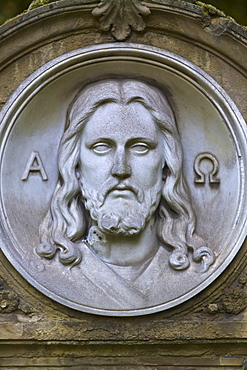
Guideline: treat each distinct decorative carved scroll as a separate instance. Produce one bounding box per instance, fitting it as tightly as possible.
[92,0,151,41]
[194,153,220,184]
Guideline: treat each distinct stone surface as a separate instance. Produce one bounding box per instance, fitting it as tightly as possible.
[0,0,246,367]
[3,47,244,316]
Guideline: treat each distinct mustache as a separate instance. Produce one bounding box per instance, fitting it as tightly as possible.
[97,177,144,206]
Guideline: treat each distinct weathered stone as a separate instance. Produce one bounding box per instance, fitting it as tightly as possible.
[0,0,246,367]
[92,0,151,40]
[0,277,34,315]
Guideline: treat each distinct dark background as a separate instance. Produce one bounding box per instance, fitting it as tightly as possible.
[0,0,247,26]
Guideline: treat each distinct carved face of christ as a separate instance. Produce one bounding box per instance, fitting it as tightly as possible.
[79,102,165,236]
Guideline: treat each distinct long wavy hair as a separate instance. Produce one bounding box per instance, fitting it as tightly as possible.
[37,80,215,271]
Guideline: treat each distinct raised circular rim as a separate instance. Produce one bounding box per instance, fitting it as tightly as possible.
[0,43,246,316]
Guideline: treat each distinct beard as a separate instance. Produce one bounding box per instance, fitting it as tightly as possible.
[81,177,162,237]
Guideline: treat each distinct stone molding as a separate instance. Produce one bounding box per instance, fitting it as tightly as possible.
[0,0,246,366]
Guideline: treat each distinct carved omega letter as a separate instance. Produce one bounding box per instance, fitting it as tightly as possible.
[194,153,220,184]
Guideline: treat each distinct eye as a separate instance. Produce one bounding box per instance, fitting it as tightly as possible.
[91,142,112,154]
[130,143,150,155]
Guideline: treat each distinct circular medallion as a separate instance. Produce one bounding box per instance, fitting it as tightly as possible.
[0,43,246,316]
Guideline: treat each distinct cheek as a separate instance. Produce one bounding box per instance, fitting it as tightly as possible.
[79,155,112,188]
[132,157,164,188]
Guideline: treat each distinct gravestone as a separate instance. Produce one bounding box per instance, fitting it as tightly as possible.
[0,0,246,368]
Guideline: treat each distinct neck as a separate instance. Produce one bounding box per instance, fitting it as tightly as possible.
[87,218,159,266]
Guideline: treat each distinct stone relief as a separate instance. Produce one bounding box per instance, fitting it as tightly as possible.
[22,151,48,181]
[92,0,151,40]
[0,44,246,316]
[37,80,215,286]
[194,153,220,184]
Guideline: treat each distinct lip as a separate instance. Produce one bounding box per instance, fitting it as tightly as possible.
[109,188,135,200]
[113,185,133,192]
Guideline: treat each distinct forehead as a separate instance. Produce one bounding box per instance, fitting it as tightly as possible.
[82,102,161,140]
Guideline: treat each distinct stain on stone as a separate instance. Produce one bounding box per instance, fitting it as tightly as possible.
[205,268,247,315]
[0,278,19,313]
[0,277,34,315]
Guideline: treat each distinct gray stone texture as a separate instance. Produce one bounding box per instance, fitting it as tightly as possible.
[0,0,246,367]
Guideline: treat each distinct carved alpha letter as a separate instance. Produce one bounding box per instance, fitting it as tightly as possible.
[22,151,48,181]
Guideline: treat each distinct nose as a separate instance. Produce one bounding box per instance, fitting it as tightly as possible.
[111,149,131,179]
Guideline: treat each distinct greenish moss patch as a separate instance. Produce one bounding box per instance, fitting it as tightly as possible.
[196,1,229,18]
[28,0,54,11]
